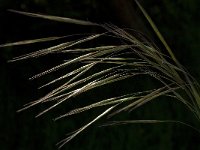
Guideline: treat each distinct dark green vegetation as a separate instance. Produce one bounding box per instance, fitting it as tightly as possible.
[1,0,200,150]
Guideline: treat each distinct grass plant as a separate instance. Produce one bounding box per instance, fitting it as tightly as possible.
[2,0,200,148]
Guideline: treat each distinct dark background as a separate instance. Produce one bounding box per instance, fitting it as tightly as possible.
[0,0,200,149]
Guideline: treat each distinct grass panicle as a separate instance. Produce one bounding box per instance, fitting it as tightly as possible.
[2,0,200,148]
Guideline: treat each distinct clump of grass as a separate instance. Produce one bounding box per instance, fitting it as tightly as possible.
[3,0,200,148]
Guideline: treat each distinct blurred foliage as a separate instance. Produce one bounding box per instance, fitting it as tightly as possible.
[0,0,200,150]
